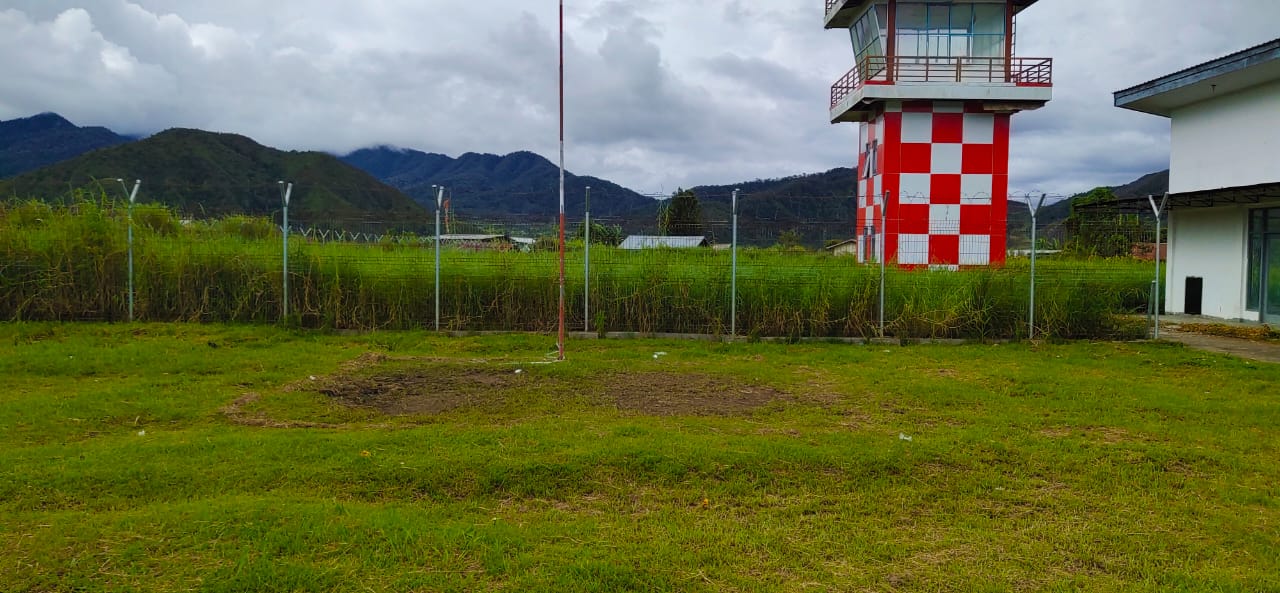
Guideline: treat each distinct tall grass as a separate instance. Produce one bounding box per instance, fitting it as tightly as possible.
[0,199,1155,339]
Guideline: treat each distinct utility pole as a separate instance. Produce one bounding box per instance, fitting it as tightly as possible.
[556,0,567,360]
[584,186,591,332]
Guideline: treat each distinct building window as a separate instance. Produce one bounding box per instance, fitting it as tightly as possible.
[868,141,879,179]
[1247,207,1280,312]
[896,2,1007,59]
[848,4,888,71]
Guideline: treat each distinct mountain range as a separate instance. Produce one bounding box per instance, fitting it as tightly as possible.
[0,113,130,178]
[340,146,656,219]
[0,125,422,221]
[0,112,1169,241]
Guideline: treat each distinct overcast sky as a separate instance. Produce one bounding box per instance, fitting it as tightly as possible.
[1,0,1277,196]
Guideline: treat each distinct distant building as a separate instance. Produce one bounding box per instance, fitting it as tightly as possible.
[825,239,860,257]
[618,236,709,250]
[1114,38,1280,322]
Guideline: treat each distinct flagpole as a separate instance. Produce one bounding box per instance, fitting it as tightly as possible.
[557,0,567,361]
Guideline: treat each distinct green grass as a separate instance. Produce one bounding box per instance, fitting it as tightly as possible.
[1,199,1155,339]
[2,323,1278,592]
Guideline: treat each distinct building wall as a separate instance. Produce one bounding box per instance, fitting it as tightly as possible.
[1166,204,1253,321]
[1170,78,1280,194]
[856,100,1010,266]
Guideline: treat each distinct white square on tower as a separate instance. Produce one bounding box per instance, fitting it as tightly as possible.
[960,235,992,266]
[899,173,931,204]
[930,205,961,235]
[901,112,933,143]
[932,143,963,174]
[898,234,929,265]
[962,113,994,144]
[961,174,993,204]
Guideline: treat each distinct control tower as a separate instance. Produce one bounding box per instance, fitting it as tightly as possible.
[825,0,1052,265]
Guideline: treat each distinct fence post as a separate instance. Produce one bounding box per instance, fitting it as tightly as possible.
[879,193,887,338]
[1148,193,1169,338]
[116,179,141,322]
[584,186,591,332]
[278,181,293,322]
[1027,193,1046,339]
[731,188,739,339]
[434,185,443,332]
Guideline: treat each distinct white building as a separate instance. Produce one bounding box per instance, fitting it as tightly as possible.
[1114,39,1280,323]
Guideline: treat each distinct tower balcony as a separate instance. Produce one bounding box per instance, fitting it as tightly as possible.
[829,55,1053,122]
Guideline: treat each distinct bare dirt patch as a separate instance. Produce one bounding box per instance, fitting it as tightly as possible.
[603,371,792,416]
[315,365,527,415]
[263,354,798,419]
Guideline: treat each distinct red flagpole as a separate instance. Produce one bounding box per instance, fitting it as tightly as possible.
[557,0,567,360]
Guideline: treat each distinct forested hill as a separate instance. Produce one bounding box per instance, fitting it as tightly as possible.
[0,129,423,221]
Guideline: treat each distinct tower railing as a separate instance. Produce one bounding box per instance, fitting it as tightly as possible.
[830,55,1054,108]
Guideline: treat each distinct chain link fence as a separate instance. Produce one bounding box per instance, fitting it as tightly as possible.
[0,191,1167,340]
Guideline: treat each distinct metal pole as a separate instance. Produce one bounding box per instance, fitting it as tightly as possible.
[1149,193,1169,339]
[557,0,566,360]
[278,181,293,322]
[879,193,887,338]
[731,189,739,338]
[1027,193,1046,339]
[584,186,591,332]
[117,179,140,322]
[434,185,443,332]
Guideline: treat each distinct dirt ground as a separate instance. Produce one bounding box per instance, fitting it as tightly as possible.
[310,357,793,417]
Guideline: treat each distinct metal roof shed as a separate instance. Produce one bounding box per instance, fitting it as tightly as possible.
[618,236,710,250]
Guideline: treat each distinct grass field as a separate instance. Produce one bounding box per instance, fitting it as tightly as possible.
[2,323,1277,592]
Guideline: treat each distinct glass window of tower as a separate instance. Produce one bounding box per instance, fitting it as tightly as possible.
[896,2,1007,59]
[848,4,889,66]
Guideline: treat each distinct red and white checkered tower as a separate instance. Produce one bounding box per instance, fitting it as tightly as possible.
[825,1,1052,266]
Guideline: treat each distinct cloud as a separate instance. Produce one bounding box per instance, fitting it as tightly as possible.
[0,0,1277,195]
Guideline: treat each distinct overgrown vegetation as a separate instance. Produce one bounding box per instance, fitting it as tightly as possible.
[1062,187,1158,258]
[1,197,1155,338]
[1,325,1278,592]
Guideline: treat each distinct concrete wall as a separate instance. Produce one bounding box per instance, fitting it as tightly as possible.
[1170,78,1280,194]
[1166,204,1254,321]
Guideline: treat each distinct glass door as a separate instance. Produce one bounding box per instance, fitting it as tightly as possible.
[1266,235,1280,324]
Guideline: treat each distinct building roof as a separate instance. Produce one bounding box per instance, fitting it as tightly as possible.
[825,1,1040,29]
[824,239,859,251]
[1074,182,1280,212]
[437,234,510,242]
[1115,38,1280,117]
[618,235,708,250]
